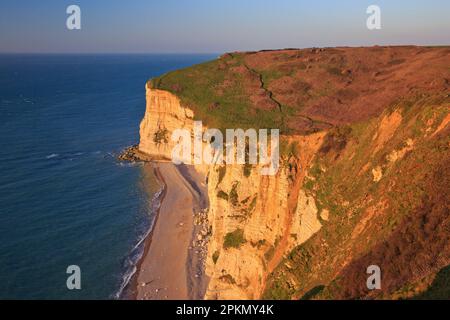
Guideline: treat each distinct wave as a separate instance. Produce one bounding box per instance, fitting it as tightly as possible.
[116,161,143,168]
[113,185,165,299]
[45,153,59,159]
[45,151,89,161]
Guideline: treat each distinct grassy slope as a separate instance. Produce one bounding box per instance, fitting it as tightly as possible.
[149,53,285,132]
[263,97,450,299]
[148,46,450,299]
[150,46,449,134]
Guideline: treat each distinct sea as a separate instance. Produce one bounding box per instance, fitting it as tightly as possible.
[0,53,216,299]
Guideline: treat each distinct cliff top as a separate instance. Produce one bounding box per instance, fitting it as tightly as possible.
[149,46,449,133]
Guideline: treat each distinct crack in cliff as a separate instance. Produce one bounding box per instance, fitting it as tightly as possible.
[241,59,334,133]
[242,62,286,131]
[245,64,284,113]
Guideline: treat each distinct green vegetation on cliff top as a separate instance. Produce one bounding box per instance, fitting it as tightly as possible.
[149,52,285,132]
[149,46,449,136]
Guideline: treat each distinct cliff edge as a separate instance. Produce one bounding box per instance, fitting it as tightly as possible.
[135,46,450,300]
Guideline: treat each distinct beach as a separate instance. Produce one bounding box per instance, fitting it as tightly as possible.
[134,162,209,300]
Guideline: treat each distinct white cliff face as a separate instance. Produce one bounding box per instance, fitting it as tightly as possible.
[203,135,325,300]
[138,87,326,300]
[290,190,322,247]
[138,85,195,160]
[204,164,291,299]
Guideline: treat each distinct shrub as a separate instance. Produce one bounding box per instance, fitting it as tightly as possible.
[280,139,300,158]
[219,274,236,284]
[153,127,169,145]
[229,182,239,206]
[303,178,315,191]
[255,239,266,248]
[212,250,220,264]
[319,126,352,154]
[217,166,226,185]
[300,285,326,300]
[223,229,246,249]
[263,279,291,300]
[243,163,252,177]
[217,190,228,201]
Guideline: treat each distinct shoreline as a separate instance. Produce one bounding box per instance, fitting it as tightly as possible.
[125,160,209,300]
[122,163,167,300]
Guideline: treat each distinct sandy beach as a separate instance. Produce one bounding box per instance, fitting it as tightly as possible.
[134,162,208,300]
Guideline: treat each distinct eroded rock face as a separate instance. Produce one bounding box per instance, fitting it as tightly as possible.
[137,87,326,299]
[204,164,291,299]
[290,190,322,246]
[138,85,195,160]
[203,138,326,299]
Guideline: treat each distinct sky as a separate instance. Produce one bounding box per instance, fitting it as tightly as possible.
[0,0,449,53]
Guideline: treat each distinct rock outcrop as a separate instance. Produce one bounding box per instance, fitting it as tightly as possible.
[138,86,195,160]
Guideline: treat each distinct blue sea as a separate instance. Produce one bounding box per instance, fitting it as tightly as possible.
[0,54,215,299]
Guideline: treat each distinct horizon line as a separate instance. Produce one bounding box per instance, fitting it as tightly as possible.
[1,44,449,55]
[0,52,222,55]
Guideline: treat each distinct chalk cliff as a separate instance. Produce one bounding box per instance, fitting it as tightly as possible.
[138,86,195,160]
[135,47,450,300]
[136,85,328,299]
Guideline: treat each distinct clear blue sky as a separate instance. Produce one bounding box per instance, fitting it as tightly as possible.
[0,0,449,53]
